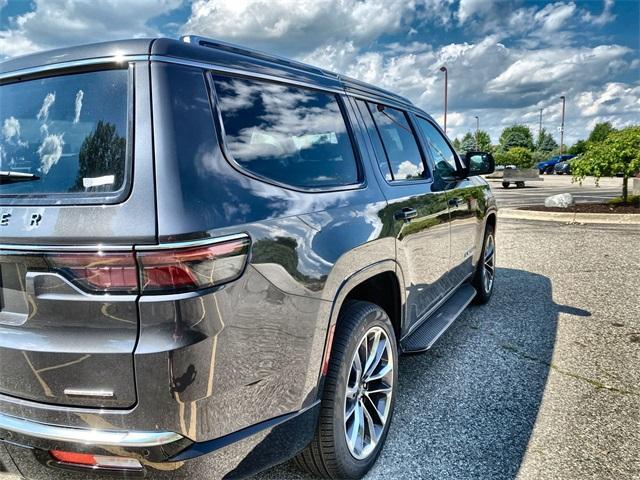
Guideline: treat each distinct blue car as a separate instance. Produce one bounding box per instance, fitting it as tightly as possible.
[538,154,575,174]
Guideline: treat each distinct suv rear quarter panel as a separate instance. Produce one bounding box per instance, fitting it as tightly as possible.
[145,61,397,440]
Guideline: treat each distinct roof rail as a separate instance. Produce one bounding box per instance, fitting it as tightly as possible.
[180,35,333,78]
[179,35,413,107]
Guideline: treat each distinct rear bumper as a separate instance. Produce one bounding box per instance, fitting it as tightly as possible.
[0,411,183,448]
[0,402,319,479]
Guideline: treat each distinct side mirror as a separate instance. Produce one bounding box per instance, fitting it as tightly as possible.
[464,151,495,176]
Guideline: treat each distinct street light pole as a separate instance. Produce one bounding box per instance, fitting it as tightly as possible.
[559,96,566,154]
[538,108,543,140]
[474,115,479,149]
[440,66,448,133]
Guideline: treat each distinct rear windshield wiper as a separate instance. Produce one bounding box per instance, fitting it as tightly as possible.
[0,170,40,184]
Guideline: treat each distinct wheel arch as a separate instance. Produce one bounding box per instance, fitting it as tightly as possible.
[315,260,405,388]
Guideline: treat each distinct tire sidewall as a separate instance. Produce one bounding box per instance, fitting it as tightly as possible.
[328,306,398,478]
[473,224,495,303]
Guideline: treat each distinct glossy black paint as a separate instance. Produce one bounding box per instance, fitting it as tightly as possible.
[0,37,497,479]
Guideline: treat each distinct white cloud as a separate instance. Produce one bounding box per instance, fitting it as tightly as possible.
[457,0,495,24]
[486,45,632,94]
[583,0,616,26]
[2,116,21,142]
[73,90,84,124]
[36,92,56,122]
[533,2,577,32]
[37,133,65,174]
[182,0,434,55]
[0,0,181,58]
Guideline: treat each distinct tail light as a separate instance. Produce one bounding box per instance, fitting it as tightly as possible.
[138,237,251,294]
[47,252,138,293]
[44,235,250,295]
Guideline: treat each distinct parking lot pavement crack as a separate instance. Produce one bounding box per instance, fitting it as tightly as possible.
[497,342,640,396]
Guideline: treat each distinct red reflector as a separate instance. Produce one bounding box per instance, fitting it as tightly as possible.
[321,323,337,376]
[49,450,143,470]
[50,450,96,466]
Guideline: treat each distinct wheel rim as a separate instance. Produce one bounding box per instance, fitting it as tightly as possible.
[483,233,495,294]
[343,326,394,460]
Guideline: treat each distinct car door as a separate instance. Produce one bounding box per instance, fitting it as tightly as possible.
[352,99,452,333]
[414,116,481,287]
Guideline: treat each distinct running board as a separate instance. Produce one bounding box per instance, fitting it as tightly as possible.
[400,283,477,353]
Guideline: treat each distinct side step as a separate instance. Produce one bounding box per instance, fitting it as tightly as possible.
[400,283,477,353]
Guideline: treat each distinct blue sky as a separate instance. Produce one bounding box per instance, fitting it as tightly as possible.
[1,0,638,145]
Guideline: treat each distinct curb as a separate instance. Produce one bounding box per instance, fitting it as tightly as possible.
[499,208,640,225]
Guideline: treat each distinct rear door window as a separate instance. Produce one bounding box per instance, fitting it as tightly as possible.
[0,69,130,204]
[211,74,360,189]
[364,102,427,182]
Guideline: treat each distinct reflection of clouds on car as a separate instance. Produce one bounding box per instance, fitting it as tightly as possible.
[213,75,357,188]
[396,160,421,178]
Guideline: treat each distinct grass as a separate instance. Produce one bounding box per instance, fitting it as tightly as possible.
[608,195,640,207]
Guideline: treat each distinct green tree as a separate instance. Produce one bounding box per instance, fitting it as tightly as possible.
[452,137,462,151]
[587,122,616,143]
[499,124,534,151]
[568,139,588,155]
[505,146,534,169]
[536,127,558,152]
[461,132,475,152]
[572,126,640,204]
[460,130,492,153]
[72,121,125,192]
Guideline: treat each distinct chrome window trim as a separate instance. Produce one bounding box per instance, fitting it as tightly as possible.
[0,411,183,447]
[0,243,133,252]
[0,233,250,253]
[0,55,149,81]
[135,232,251,251]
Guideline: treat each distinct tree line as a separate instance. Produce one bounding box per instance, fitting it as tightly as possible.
[452,121,639,204]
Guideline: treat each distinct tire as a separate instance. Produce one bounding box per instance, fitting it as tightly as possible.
[515,181,525,188]
[295,301,398,479]
[501,181,510,189]
[472,224,496,304]
[545,166,554,175]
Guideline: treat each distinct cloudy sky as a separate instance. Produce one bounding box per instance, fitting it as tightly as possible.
[1,0,638,145]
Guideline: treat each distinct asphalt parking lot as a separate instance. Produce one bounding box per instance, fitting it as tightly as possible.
[489,175,623,208]
[259,219,640,480]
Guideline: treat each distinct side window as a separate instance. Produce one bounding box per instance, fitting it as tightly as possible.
[211,74,359,189]
[415,117,458,178]
[355,99,393,181]
[366,102,427,181]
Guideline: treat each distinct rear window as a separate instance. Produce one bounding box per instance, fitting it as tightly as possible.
[0,69,129,204]
[212,74,360,189]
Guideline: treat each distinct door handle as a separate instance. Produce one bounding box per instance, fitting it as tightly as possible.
[394,207,418,221]
[448,198,460,208]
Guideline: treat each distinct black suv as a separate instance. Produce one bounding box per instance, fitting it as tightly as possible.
[0,36,497,480]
